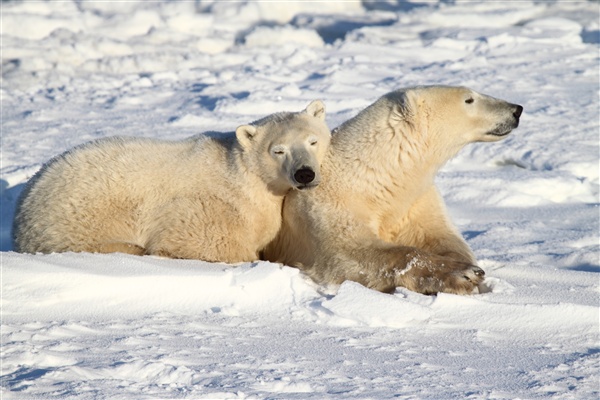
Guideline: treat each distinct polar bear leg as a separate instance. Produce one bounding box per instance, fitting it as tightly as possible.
[96,242,146,256]
[342,245,484,295]
[401,187,476,264]
[143,197,259,262]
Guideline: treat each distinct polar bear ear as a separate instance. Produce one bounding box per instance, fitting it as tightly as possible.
[235,125,258,149]
[304,100,326,120]
[388,91,413,124]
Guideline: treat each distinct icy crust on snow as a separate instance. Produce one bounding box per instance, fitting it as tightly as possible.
[1,0,599,398]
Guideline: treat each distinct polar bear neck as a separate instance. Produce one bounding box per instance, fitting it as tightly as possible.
[328,98,464,213]
[229,143,291,199]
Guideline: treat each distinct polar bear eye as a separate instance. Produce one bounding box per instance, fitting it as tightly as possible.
[271,145,286,156]
[465,98,474,104]
[308,136,318,146]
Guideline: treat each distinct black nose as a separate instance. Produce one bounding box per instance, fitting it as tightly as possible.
[513,105,523,119]
[294,167,315,185]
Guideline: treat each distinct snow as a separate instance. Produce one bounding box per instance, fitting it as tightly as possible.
[1,0,598,398]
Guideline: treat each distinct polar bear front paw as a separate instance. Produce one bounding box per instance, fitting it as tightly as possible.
[442,264,485,295]
[393,251,485,295]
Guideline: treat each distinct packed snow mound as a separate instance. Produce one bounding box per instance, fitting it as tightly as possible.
[2,253,320,321]
[243,26,325,48]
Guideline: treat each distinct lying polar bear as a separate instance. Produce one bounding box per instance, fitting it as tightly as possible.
[264,86,523,295]
[14,101,331,263]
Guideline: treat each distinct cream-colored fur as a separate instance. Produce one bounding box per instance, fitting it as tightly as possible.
[264,86,522,295]
[13,101,331,263]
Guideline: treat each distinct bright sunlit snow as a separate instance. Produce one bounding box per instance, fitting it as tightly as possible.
[1,1,599,399]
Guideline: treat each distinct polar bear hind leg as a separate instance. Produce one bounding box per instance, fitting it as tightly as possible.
[96,242,146,256]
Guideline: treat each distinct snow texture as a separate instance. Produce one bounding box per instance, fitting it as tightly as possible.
[1,1,599,399]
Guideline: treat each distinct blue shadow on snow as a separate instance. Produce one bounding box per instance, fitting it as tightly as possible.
[0,180,25,252]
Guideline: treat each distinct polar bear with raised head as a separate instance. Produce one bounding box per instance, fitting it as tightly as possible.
[14,100,331,263]
[264,86,523,295]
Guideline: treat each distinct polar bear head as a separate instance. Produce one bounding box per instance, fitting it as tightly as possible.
[401,86,523,145]
[235,100,331,194]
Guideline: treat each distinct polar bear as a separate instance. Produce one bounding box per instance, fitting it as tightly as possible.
[13,100,331,263]
[264,86,523,295]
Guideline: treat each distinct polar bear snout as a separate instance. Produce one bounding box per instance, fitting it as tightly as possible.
[483,102,523,139]
[293,165,321,190]
[294,167,316,186]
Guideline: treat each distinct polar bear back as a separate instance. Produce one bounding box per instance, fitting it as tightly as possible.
[13,135,238,255]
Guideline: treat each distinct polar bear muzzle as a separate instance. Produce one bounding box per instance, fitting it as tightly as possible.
[293,166,317,187]
[486,103,523,137]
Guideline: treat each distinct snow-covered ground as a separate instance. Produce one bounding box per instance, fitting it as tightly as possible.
[1,1,599,398]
